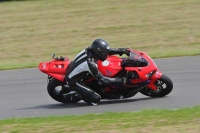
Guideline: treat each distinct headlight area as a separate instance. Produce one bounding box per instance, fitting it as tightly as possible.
[146,70,157,79]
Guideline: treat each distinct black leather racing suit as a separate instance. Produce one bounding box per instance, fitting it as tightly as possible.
[65,48,127,103]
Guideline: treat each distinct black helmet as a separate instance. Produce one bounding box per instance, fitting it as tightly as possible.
[90,39,110,61]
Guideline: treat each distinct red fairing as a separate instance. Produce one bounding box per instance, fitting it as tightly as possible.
[125,50,162,90]
[97,50,162,91]
[147,70,162,90]
[97,56,123,77]
[39,59,71,81]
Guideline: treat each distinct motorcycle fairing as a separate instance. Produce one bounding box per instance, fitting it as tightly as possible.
[97,55,123,77]
[39,59,71,81]
[39,50,162,91]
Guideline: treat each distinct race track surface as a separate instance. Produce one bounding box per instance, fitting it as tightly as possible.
[0,56,200,119]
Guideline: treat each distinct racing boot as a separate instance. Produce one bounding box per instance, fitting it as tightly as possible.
[73,83,101,105]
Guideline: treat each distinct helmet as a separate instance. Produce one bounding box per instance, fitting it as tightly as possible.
[90,39,110,61]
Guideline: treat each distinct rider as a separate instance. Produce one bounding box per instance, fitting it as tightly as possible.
[65,38,132,105]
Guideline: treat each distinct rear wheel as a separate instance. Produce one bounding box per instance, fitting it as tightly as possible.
[140,74,173,97]
[47,78,81,103]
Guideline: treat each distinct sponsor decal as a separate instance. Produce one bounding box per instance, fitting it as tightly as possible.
[106,69,112,76]
[42,63,46,69]
[156,71,161,77]
[102,60,109,66]
[156,72,158,77]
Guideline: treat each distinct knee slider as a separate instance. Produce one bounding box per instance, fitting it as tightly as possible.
[74,83,101,103]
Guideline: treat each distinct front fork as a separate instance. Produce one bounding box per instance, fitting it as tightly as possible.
[147,70,162,91]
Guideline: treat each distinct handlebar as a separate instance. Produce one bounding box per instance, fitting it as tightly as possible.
[52,54,65,61]
[55,56,65,61]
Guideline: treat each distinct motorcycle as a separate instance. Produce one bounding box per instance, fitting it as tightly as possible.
[39,49,173,104]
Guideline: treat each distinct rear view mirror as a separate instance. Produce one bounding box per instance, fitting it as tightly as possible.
[52,54,55,59]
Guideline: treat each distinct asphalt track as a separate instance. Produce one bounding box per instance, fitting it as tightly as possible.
[0,56,200,120]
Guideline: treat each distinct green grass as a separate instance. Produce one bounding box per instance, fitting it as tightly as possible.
[0,106,200,133]
[0,0,200,70]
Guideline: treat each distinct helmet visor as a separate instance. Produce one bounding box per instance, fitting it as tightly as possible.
[100,50,109,57]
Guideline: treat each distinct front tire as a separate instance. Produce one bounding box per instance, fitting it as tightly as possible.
[47,78,81,103]
[140,74,173,97]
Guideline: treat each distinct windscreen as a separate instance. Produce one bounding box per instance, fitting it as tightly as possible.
[129,51,142,60]
[125,51,149,67]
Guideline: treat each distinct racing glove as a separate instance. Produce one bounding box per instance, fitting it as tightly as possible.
[118,48,130,56]
[109,48,130,56]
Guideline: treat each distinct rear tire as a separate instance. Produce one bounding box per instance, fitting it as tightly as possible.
[47,78,81,103]
[140,74,173,97]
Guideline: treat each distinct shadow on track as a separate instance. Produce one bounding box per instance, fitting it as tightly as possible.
[16,97,161,110]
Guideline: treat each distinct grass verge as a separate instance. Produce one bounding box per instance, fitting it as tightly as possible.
[0,0,200,70]
[0,106,200,133]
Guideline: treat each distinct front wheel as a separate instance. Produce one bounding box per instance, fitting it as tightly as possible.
[47,78,81,104]
[140,74,173,97]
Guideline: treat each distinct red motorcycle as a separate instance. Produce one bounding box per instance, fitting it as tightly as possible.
[39,49,173,104]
